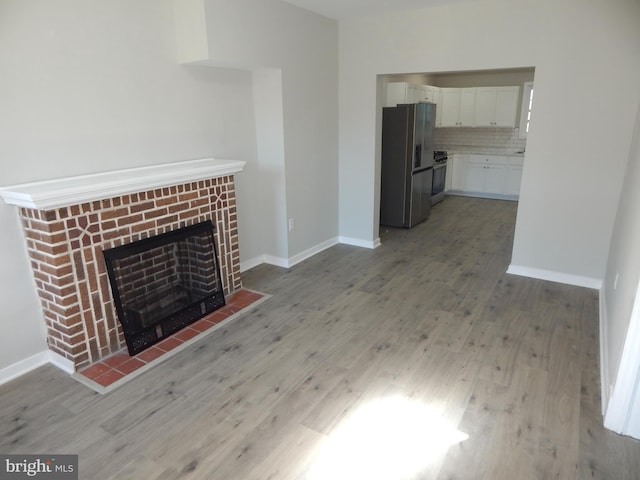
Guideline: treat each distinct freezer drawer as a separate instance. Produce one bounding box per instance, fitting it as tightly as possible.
[409,167,433,227]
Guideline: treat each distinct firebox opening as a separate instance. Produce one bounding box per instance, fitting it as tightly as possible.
[103,220,225,356]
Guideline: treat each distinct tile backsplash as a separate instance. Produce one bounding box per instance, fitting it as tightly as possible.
[434,127,526,155]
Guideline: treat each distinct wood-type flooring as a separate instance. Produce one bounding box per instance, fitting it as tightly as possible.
[1,196,639,479]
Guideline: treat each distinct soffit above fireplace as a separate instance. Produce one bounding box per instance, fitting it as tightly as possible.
[0,158,245,210]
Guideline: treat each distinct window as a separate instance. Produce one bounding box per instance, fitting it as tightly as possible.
[519,82,534,139]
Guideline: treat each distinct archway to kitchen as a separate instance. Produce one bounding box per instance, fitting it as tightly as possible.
[374,67,535,244]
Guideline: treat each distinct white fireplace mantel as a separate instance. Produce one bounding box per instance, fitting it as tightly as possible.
[0,158,245,210]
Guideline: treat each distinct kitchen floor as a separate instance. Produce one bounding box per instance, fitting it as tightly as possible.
[1,196,639,479]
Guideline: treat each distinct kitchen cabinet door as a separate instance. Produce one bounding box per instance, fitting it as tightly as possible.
[459,88,475,126]
[504,166,523,196]
[463,163,486,192]
[473,86,519,127]
[463,164,505,193]
[438,88,475,127]
[493,87,520,127]
[407,84,429,103]
[450,154,466,191]
[434,89,443,126]
[450,154,521,199]
[385,82,408,107]
[474,88,497,127]
[385,82,439,107]
[461,155,507,194]
[485,165,506,193]
[439,89,461,127]
[504,156,524,196]
[425,86,439,103]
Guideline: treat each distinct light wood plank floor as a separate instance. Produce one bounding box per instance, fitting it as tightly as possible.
[2,196,639,479]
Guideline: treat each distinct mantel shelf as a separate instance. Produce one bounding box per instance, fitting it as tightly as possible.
[0,158,246,210]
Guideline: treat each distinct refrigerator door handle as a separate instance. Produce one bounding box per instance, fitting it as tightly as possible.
[414,144,422,169]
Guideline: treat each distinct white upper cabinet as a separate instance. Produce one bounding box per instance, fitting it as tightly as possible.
[438,88,475,127]
[494,87,520,127]
[407,84,429,103]
[460,88,475,126]
[473,86,520,127]
[384,82,440,107]
[439,89,460,126]
[385,82,410,107]
[385,83,519,128]
[424,86,439,103]
[473,88,497,126]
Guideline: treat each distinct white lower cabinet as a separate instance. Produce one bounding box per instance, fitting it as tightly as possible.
[463,157,505,194]
[504,160,524,196]
[449,154,466,191]
[450,154,524,199]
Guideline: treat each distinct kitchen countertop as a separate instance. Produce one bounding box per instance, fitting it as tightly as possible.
[442,150,525,157]
[435,144,525,157]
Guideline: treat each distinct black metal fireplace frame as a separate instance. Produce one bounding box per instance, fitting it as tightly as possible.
[103,220,225,355]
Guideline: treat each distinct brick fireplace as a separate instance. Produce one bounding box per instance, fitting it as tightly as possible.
[0,159,245,371]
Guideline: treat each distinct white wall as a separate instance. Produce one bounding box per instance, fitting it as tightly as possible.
[251,68,289,263]
[0,0,258,373]
[338,0,640,285]
[602,104,640,434]
[200,0,340,265]
[0,0,340,375]
[0,207,48,373]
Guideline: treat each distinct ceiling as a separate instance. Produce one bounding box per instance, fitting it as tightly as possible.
[281,0,469,20]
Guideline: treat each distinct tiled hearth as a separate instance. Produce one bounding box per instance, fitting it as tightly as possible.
[77,289,267,393]
[0,158,247,373]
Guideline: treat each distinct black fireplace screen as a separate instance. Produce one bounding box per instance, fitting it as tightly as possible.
[103,221,225,355]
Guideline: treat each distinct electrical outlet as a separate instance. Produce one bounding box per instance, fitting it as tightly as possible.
[288,218,295,231]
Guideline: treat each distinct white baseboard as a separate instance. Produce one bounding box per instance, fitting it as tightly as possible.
[240,255,266,272]
[262,254,290,268]
[447,190,519,202]
[339,236,381,249]
[0,350,75,386]
[240,254,288,271]
[241,236,377,272]
[48,350,76,374]
[288,237,339,268]
[506,264,603,290]
[600,292,610,416]
[0,351,49,386]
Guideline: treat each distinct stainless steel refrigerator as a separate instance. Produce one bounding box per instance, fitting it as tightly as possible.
[380,103,435,228]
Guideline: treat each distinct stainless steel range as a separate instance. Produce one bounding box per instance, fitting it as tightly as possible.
[431,150,448,205]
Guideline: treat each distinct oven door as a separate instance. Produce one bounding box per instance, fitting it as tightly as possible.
[431,163,446,205]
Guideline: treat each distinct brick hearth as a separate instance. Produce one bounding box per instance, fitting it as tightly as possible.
[77,288,266,392]
[0,159,245,371]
